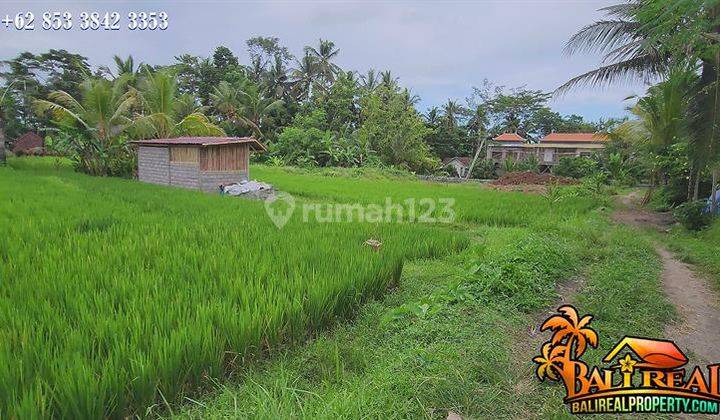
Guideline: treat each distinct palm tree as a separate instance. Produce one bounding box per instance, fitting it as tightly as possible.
[360,69,380,92]
[266,55,290,100]
[401,88,420,108]
[424,107,441,126]
[210,80,283,139]
[560,2,720,209]
[615,68,696,198]
[100,55,144,82]
[304,39,340,87]
[442,100,463,130]
[290,52,317,102]
[556,1,669,94]
[132,70,224,139]
[33,76,135,143]
[380,70,398,92]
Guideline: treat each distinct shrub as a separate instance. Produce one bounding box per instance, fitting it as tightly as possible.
[674,201,713,231]
[552,156,600,179]
[471,158,497,179]
[515,155,539,172]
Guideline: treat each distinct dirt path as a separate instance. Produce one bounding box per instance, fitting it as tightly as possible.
[613,193,720,365]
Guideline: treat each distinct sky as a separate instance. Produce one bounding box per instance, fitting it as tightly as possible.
[1,0,649,122]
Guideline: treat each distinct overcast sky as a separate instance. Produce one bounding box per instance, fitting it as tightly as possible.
[2,1,648,121]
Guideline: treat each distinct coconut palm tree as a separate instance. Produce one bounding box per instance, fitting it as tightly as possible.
[266,55,291,100]
[380,70,399,92]
[132,70,224,139]
[304,39,340,87]
[442,100,463,131]
[100,55,145,83]
[401,88,420,108]
[290,52,317,102]
[424,107,441,126]
[210,80,283,139]
[560,1,720,209]
[360,69,380,92]
[556,1,669,94]
[33,76,135,143]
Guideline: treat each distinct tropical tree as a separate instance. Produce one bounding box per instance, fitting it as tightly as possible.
[561,1,720,211]
[132,70,224,139]
[360,68,380,92]
[33,77,134,143]
[358,86,437,172]
[557,1,669,94]
[32,76,136,175]
[211,80,283,139]
[290,52,318,102]
[304,39,340,88]
[380,70,399,92]
[442,100,464,130]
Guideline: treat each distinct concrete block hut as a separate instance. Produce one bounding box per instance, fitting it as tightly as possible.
[132,137,266,192]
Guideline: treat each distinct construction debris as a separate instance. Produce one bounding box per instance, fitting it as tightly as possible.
[221,180,274,200]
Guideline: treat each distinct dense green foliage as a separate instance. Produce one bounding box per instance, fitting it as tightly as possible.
[564,0,720,216]
[0,157,605,417]
[674,200,713,231]
[2,40,611,177]
[171,180,672,419]
[0,158,470,418]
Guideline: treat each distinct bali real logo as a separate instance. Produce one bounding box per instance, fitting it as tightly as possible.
[533,305,720,415]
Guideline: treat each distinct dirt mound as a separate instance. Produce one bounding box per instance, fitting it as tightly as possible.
[491,171,579,186]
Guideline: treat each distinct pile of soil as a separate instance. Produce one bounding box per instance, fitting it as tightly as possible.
[491,171,579,186]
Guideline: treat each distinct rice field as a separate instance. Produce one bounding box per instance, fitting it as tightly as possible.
[0,158,599,418]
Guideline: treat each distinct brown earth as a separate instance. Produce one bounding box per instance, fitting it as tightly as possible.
[507,190,720,418]
[613,192,720,366]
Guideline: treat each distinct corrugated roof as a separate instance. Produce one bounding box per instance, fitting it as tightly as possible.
[541,133,608,143]
[493,133,526,142]
[131,137,267,151]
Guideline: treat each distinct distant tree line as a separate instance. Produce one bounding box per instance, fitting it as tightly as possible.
[0,38,612,175]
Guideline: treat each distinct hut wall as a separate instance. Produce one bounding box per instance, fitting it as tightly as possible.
[199,170,248,192]
[168,145,200,189]
[138,146,170,185]
[169,162,199,189]
[198,144,250,192]
[200,144,248,172]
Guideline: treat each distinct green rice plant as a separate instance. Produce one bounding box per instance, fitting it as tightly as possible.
[0,158,467,417]
[0,158,603,417]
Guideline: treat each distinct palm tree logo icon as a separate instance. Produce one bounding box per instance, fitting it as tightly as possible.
[533,305,599,385]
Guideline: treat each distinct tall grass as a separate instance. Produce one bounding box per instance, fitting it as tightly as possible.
[0,158,467,418]
[251,166,600,227]
[0,158,602,417]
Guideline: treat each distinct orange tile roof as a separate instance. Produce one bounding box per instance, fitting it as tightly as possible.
[541,133,608,143]
[493,133,526,142]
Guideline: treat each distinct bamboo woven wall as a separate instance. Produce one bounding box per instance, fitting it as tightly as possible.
[200,144,248,172]
[170,146,199,163]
